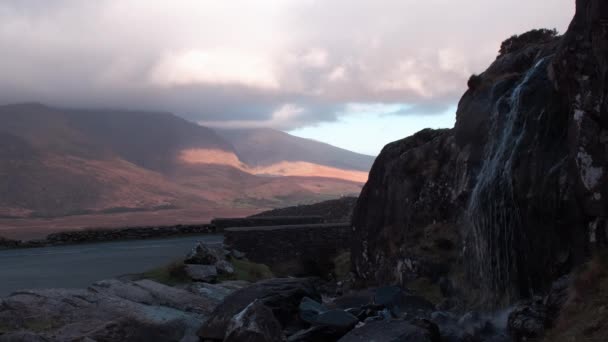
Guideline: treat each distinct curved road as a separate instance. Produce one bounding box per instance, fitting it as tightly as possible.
[0,235,222,296]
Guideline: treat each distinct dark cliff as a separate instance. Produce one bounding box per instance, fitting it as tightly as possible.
[351,0,608,305]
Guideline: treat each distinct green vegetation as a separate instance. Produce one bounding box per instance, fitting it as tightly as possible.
[139,257,273,285]
[333,251,351,281]
[499,28,558,56]
[406,277,443,305]
[544,252,608,342]
[220,258,274,282]
[23,318,56,332]
[139,260,191,286]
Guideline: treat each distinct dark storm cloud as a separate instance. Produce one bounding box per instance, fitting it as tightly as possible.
[0,0,574,129]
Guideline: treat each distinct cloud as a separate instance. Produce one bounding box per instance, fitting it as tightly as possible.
[0,0,574,130]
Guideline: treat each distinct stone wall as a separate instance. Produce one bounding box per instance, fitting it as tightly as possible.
[224,223,351,277]
[211,216,324,231]
[0,224,214,249]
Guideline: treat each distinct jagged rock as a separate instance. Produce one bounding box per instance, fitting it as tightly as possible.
[351,0,608,303]
[225,300,285,342]
[544,274,573,327]
[337,319,440,342]
[185,264,218,282]
[216,260,235,275]
[90,279,217,315]
[198,278,321,340]
[0,285,206,341]
[186,280,250,302]
[184,242,226,265]
[0,332,50,342]
[230,249,246,259]
[507,298,547,341]
[299,296,327,322]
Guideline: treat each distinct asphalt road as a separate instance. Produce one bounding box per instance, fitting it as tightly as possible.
[0,235,222,296]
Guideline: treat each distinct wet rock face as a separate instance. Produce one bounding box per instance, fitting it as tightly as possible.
[351,129,466,286]
[352,0,608,304]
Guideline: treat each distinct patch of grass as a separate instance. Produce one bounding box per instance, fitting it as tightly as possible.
[544,252,608,342]
[406,277,443,305]
[220,258,274,282]
[0,322,13,333]
[23,318,56,332]
[139,259,191,286]
[333,251,351,281]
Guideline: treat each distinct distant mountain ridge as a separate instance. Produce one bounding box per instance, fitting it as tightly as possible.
[0,103,370,220]
[217,128,374,172]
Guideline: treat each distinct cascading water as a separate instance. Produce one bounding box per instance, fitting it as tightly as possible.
[466,56,552,304]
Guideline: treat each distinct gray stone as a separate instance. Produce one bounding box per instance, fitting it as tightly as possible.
[198,278,320,340]
[507,298,547,341]
[216,260,235,275]
[338,319,439,342]
[0,285,206,341]
[185,264,218,282]
[0,332,50,342]
[185,242,225,265]
[230,249,246,259]
[314,310,359,330]
[90,279,216,315]
[299,296,326,323]
[225,300,285,342]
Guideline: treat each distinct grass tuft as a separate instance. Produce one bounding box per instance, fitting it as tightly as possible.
[140,260,191,286]
[220,258,274,282]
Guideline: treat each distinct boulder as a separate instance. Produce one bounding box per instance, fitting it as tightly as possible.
[287,325,354,342]
[298,297,358,335]
[0,332,50,342]
[216,260,235,275]
[198,278,321,340]
[186,281,250,303]
[507,298,547,341]
[90,279,217,315]
[338,319,440,342]
[184,242,226,265]
[0,286,204,341]
[185,264,218,282]
[225,300,285,342]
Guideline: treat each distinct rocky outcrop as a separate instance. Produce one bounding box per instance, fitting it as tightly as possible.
[0,280,220,341]
[198,278,321,340]
[351,0,608,305]
[224,300,285,342]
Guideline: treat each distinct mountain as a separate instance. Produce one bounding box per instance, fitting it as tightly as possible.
[351,0,607,310]
[0,103,368,229]
[217,128,374,171]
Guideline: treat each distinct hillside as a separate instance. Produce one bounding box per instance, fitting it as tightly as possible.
[217,128,375,172]
[0,103,367,226]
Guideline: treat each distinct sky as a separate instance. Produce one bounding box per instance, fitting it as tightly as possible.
[0,0,574,155]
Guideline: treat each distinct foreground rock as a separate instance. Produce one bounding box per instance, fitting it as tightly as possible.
[224,300,285,342]
[0,280,219,341]
[338,320,439,342]
[198,278,321,340]
[185,264,218,282]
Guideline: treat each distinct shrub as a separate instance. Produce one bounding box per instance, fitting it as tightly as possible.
[498,28,558,57]
[220,258,274,282]
[140,260,190,286]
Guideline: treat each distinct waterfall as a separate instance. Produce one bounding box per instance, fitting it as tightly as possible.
[466,57,552,303]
